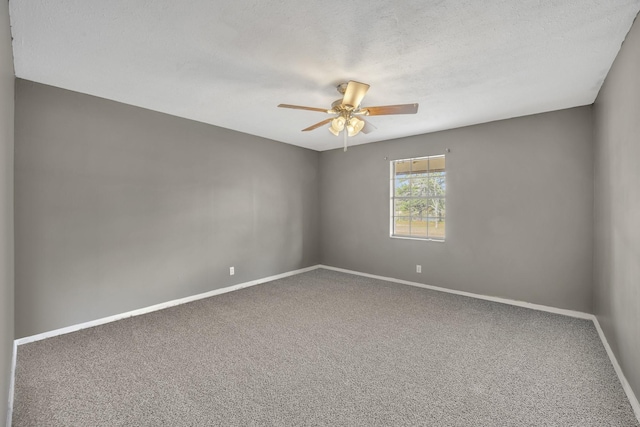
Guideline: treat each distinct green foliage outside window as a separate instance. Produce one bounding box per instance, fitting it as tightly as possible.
[392,156,445,240]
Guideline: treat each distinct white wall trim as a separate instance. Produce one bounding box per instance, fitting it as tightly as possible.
[6,341,16,427]
[592,316,640,421]
[319,265,640,422]
[14,265,320,346]
[319,265,593,319]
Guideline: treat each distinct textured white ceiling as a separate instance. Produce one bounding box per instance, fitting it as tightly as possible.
[9,1,640,151]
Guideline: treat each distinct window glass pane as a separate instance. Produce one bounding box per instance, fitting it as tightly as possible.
[394,217,411,236]
[426,175,446,196]
[408,198,429,218]
[411,159,429,176]
[394,178,410,196]
[394,161,411,177]
[429,156,445,172]
[410,216,427,237]
[429,198,445,218]
[410,177,428,196]
[427,218,445,240]
[394,200,411,216]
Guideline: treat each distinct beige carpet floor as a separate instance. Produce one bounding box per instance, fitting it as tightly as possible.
[12,268,639,426]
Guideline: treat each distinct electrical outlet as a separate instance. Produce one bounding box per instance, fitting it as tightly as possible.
[416,265,422,273]
[229,266,235,276]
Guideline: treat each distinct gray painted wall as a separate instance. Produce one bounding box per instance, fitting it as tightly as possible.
[14,80,320,338]
[0,0,14,424]
[320,107,594,312]
[594,16,640,401]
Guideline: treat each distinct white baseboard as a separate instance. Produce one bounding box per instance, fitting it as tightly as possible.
[15,265,321,346]
[5,341,16,427]
[592,316,640,421]
[319,264,639,423]
[318,265,593,319]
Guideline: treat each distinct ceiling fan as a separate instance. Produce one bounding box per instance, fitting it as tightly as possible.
[278,81,418,151]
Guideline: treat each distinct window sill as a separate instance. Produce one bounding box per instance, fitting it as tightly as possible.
[390,235,445,243]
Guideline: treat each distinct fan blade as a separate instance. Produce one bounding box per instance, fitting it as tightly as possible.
[302,118,333,132]
[278,104,330,113]
[342,81,370,108]
[361,118,377,134]
[364,103,419,116]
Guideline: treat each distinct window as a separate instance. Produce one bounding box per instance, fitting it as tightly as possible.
[390,155,446,240]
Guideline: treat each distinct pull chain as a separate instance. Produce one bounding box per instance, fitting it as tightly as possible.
[343,127,348,152]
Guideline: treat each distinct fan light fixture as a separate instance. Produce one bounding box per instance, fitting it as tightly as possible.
[346,116,364,137]
[329,116,346,136]
[329,115,364,138]
[278,80,419,151]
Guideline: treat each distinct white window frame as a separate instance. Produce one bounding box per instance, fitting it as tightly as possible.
[390,154,446,242]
